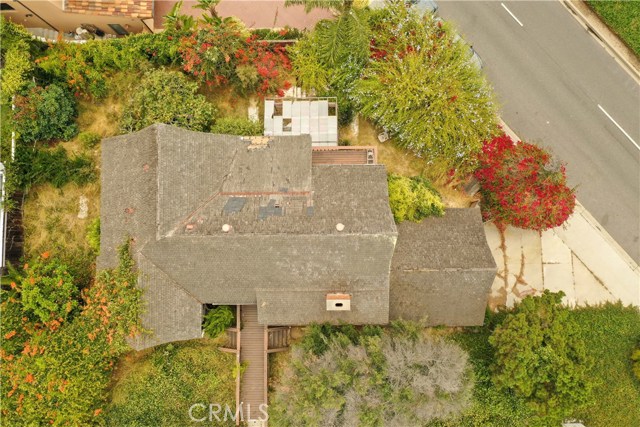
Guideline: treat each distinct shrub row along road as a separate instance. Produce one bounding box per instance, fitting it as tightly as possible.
[438,0,640,262]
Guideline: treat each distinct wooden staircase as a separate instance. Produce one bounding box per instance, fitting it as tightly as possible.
[240,305,267,425]
[222,305,291,426]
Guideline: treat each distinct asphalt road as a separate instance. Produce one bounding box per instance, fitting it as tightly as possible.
[437,1,640,262]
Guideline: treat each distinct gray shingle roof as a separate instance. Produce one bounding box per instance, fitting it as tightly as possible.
[98,124,397,349]
[389,208,497,326]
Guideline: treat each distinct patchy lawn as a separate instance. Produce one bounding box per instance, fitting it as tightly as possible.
[106,339,237,427]
[341,118,476,208]
[586,0,640,57]
[572,303,640,426]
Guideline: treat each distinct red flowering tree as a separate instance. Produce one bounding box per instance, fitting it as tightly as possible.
[179,21,291,97]
[475,134,575,231]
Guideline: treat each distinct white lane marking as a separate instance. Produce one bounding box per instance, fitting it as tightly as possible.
[501,3,524,27]
[597,104,640,151]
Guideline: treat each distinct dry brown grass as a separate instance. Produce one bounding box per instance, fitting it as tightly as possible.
[341,118,475,208]
[203,87,252,118]
[23,181,100,259]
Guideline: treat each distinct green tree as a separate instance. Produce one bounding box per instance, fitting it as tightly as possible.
[353,4,497,170]
[11,83,79,144]
[120,69,216,133]
[287,0,371,126]
[489,291,593,423]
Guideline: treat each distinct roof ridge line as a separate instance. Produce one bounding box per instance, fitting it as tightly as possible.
[137,251,203,304]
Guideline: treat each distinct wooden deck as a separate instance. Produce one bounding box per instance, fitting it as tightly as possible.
[222,305,290,426]
[312,146,377,165]
[239,305,267,423]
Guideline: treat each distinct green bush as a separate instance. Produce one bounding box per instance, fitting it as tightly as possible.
[633,344,640,382]
[0,16,36,102]
[353,4,498,170]
[78,130,101,148]
[19,252,80,325]
[211,117,263,135]
[105,340,236,427]
[120,69,216,133]
[9,145,95,190]
[203,305,235,339]
[11,83,78,144]
[86,217,100,254]
[387,174,444,223]
[489,291,593,424]
[271,322,474,426]
[0,242,142,425]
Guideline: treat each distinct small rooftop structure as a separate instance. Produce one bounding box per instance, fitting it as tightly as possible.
[264,97,338,146]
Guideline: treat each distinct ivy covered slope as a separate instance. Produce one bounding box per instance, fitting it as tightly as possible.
[0,243,142,425]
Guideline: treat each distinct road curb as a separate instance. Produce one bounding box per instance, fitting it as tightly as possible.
[571,200,639,274]
[561,0,640,84]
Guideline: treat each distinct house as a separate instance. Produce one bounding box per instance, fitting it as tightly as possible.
[1,0,331,41]
[98,124,496,350]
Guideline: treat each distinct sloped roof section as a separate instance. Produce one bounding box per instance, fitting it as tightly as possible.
[99,124,397,349]
[390,208,496,326]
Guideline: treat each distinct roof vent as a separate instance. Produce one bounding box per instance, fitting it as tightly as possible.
[336,223,345,232]
[222,224,232,233]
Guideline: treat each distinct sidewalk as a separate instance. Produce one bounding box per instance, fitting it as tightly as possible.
[487,124,639,309]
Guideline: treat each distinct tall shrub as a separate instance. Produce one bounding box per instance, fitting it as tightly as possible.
[489,291,593,423]
[179,20,292,97]
[475,134,575,231]
[11,83,78,143]
[352,5,498,169]
[270,323,473,426]
[120,69,216,133]
[0,17,34,102]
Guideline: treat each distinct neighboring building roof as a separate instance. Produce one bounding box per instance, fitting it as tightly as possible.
[65,0,153,19]
[99,124,397,349]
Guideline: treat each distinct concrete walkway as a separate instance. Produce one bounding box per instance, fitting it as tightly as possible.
[485,202,640,309]
[488,122,639,309]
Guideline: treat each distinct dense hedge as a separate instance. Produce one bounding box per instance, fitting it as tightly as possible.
[211,117,263,135]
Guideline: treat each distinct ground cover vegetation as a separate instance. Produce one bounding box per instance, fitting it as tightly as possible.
[586,0,640,57]
[105,339,236,427]
[270,322,474,426]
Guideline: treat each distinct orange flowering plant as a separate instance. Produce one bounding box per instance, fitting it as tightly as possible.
[0,242,142,425]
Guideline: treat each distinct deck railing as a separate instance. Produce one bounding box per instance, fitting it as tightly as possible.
[267,326,291,353]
